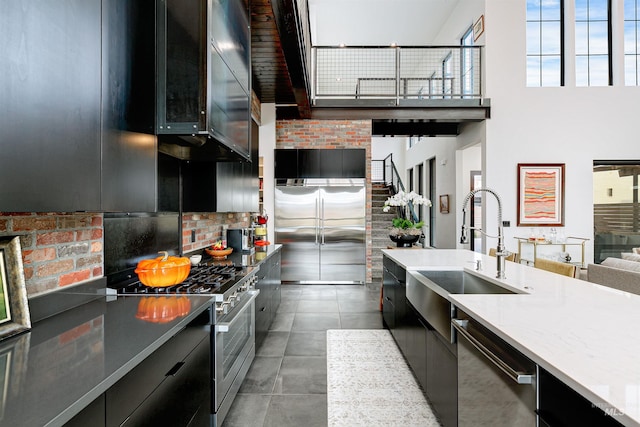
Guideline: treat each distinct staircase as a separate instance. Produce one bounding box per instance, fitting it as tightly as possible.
[371,184,395,283]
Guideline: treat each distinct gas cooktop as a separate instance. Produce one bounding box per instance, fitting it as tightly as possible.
[109,262,254,298]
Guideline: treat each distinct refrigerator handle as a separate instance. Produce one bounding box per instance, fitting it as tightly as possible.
[315,198,319,244]
[321,197,325,245]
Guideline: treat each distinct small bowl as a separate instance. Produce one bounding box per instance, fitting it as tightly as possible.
[205,247,233,258]
[190,254,202,265]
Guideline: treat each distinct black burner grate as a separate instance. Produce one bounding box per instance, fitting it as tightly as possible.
[115,263,243,294]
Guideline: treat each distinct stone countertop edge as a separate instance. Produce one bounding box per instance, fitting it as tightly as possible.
[382,248,640,427]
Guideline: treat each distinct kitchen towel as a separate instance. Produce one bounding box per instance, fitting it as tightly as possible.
[326,329,442,427]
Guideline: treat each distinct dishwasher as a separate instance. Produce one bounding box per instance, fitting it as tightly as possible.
[452,310,537,427]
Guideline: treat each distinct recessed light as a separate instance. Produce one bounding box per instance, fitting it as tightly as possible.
[390,42,397,47]
[339,43,346,48]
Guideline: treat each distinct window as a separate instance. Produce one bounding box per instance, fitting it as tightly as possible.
[526,0,564,86]
[461,26,475,97]
[593,161,640,263]
[575,0,611,86]
[625,0,640,85]
[442,52,453,98]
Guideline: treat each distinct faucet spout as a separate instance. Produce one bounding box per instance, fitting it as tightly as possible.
[460,188,507,279]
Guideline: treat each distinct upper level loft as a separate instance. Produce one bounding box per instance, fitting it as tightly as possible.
[250,0,490,136]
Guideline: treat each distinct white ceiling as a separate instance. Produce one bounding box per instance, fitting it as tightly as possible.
[308,0,460,46]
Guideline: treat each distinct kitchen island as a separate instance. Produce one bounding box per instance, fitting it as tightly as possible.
[383,248,640,427]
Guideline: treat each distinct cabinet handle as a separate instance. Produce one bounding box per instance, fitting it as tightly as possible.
[261,307,267,312]
[165,362,185,377]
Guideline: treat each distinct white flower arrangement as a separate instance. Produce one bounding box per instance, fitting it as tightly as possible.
[383,191,432,236]
[382,190,432,212]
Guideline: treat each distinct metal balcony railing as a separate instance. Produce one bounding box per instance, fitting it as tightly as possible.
[312,46,482,104]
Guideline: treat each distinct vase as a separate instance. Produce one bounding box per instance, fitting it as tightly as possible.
[389,234,420,247]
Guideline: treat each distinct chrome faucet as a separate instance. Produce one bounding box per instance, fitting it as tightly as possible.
[460,188,508,279]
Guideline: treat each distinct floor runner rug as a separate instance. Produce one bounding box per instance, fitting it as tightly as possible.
[326,329,442,427]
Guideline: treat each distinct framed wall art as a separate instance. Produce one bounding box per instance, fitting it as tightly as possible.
[473,15,485,41]
[439,195,450,214]
[517,163,565,226]
[0,237,31,341]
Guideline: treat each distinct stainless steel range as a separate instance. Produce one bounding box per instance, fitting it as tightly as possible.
[104,213,259,426]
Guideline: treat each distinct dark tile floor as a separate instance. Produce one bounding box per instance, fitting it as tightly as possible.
[222,283,383,427]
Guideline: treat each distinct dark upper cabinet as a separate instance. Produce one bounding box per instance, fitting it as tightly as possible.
[157,0,251,161]
[0,0,158,212]
[342,149,367,178]
[298,149,321,178]
[321,150,343,177]
[274,149,366,179]
[182,119,258,213]
[101,0,158,212]
[274,150,299,179]
[0,0,102,212]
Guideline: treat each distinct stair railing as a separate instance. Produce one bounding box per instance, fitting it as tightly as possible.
[381,154,419,224]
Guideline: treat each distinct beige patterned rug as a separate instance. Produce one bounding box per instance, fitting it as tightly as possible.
[326,329,442,426]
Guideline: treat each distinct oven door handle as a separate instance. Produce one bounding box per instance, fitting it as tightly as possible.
[215,289,259,333]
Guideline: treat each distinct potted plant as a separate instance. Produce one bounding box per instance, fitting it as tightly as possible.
[383,190,432,247]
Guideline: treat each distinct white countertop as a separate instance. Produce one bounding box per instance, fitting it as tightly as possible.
[382,248,640,427]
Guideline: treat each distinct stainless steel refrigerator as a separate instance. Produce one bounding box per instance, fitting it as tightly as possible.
[275,178,366,283]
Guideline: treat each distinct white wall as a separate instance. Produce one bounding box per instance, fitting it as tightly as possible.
[405,136,458,248]
[258,103,276,243]
[433,0,485,44]
[480,0,640,262]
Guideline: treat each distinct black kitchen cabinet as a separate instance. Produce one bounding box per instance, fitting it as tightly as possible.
[255,249,282,350]
[65,395,106,427]
[157,0,251,160]
[106,308,211,427]
[405,302,428,391]
[0,0,158,212]
[382,255,407,350]
[538,367,624,427]
[427,328,457,427]
[274,149,366,179]
[274,150,300,178]
[342,149,367,177]
[298,149,321,177]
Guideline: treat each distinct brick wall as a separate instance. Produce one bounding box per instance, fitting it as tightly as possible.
[182,212,251,253]
[276,119,373,283]
[0,212,103,296]
[0,211,251,297]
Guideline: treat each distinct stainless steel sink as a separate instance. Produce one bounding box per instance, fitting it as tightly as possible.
[417,270,516,295]
[407,270,515,344]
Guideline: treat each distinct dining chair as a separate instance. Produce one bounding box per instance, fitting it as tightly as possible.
[534,258,577,278]
[488,247,519,263]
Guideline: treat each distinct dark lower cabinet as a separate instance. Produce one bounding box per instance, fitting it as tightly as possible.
[538,367,624,427]
[427,329,458,427]
[255,249,282,350]
[405,303,428,391]
[66,394,106,427]
[383,255,457,427]
[105,308,211,427]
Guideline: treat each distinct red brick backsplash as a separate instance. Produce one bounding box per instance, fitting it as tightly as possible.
[181,212,251,254]
[1,210,253,296]
[0,212,104,296]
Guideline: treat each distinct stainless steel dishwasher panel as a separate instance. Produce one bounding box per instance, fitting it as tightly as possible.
[454,315,537,427]
[407,272,454,343]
